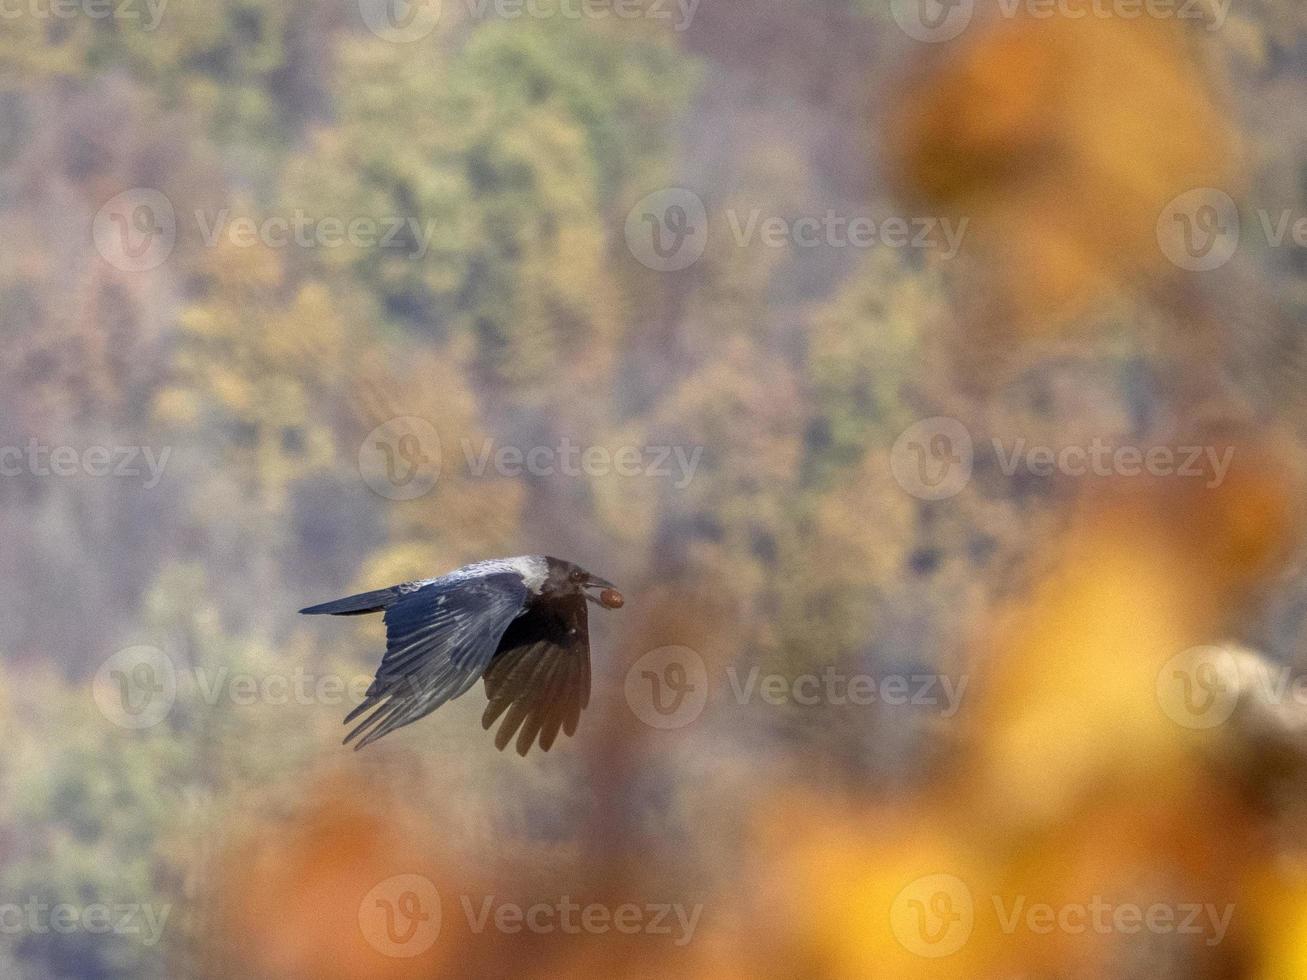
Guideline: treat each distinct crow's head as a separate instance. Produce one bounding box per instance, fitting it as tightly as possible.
[542,556,623,609]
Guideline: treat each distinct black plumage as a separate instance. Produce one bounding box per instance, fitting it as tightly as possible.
[300,555,620,755]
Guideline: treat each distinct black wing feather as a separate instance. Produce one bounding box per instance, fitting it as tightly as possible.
[344,573,529,750]
[299,586,400,616]
[481,593,591,756]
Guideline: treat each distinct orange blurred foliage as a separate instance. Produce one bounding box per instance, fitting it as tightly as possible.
[889,7,1239,330]
[207,772,461,980]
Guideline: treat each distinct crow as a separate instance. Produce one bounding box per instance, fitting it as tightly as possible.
[300,556,622,755]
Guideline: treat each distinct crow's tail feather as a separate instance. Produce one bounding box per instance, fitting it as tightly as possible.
[299,587,399,616]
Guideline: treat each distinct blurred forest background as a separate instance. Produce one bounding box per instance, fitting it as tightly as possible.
[2,0,1307,977]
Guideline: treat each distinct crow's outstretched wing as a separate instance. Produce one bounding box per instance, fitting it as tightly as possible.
[343,572,528,750]
[481,593,591,756]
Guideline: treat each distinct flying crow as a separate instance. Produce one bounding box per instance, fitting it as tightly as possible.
[300,556,622,755]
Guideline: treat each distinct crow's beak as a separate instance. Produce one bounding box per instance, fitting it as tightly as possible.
[583,576,623,609]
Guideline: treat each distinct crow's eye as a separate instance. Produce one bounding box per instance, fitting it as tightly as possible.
[569,569,585,583]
